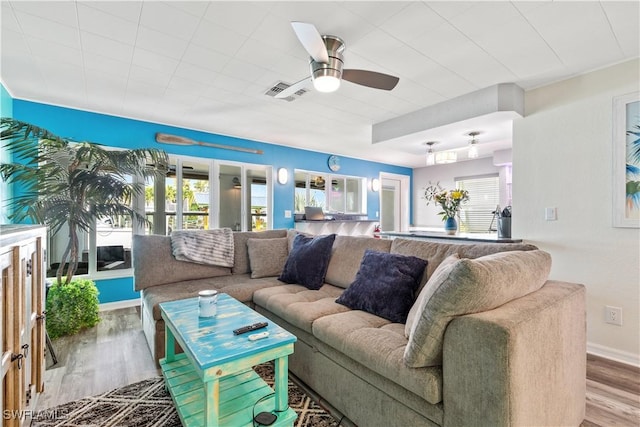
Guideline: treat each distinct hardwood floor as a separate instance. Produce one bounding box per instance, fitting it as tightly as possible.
[37,307,640,426]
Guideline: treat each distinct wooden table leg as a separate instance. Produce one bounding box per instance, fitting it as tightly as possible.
[274,356,289,412]
[204,378,220,427]
[165,326,175,363]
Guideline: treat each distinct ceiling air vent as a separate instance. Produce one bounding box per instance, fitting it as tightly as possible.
[265,81,307,102]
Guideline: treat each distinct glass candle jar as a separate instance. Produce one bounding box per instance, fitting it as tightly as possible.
[198,290,218,318]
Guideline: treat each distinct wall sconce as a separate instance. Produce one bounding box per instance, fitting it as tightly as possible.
[371,178,380,192]
[277,167,288,185]
[232,176,241,189]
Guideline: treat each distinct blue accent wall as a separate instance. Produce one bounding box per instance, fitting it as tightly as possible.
[1,84,14,222]
[96,277,138,304]
[10,99,413,302]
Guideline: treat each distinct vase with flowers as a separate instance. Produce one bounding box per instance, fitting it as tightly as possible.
[434,189,470,235]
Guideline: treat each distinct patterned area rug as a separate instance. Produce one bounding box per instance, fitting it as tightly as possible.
[32,364,342,427]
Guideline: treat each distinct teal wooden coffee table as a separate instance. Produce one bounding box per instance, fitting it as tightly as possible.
[159,294,298,427]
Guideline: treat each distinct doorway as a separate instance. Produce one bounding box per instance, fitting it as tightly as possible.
[379,173,410,232]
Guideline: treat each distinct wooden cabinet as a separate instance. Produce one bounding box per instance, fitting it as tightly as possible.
[1,225,46,427]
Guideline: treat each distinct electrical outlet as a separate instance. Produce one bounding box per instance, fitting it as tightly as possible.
[605,306,623,326]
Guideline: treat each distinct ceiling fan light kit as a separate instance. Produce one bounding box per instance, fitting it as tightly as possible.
[275,22,399,99]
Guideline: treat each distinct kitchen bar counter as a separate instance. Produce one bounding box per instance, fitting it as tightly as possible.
[380,230,523,244]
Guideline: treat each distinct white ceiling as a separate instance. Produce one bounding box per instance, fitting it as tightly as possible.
[1,1,638,168]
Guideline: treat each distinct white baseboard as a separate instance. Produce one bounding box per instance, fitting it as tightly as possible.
[99,298,140,312]
[587,342,640,367]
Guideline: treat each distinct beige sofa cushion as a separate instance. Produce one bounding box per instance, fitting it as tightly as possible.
[231,229,288,274]
[312,310,443,405]
[324,236,392,288]
[403,250,552,368]
[247,237,288,278]
[253,284,348,333]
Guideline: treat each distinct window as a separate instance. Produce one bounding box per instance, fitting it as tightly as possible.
[294,170,365,214]
[455,175,499,233]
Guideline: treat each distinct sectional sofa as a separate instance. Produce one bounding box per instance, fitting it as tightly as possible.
[133,229,586,427]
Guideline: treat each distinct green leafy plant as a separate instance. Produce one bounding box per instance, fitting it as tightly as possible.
[45,278,100,339]
[0,118,168,285]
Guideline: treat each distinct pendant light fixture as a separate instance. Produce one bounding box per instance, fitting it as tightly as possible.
[467,131,480,159]
[424,141,438,166]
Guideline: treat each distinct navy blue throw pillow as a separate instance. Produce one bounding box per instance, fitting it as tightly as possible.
[336,250,427,323]
[278,233,336,290]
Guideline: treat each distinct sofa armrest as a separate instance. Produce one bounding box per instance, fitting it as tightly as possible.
[442,280,586,427]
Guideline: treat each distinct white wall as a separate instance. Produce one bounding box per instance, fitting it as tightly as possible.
[514,59,640,365]
[413,157,500,228]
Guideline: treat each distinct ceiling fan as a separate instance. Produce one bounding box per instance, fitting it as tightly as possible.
[276,22,400,99]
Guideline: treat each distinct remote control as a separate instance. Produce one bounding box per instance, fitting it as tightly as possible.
[248,332,269,341]
[233,322,268,335]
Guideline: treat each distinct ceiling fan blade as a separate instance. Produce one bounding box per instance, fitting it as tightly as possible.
[342,69,399,91]
[275,77,313,99]
[291,22,329,63]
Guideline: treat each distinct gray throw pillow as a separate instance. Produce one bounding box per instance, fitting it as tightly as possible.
[403,250,552,368]
[247,237,288,279]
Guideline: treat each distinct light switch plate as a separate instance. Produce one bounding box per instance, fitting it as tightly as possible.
[545,207,557,221]
[284,210,292,218]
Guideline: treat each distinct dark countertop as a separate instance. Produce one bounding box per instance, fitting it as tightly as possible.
[294,219,378,223]
[380,230,522,243]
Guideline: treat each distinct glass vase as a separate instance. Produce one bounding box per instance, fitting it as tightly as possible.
[444,217,458,235]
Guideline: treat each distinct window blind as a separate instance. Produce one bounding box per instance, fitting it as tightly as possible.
[455,175,499,233]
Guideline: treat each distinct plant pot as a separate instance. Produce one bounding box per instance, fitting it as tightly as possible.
[444,217,458,235]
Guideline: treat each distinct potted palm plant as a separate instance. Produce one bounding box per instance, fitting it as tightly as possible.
[0,118,167,338]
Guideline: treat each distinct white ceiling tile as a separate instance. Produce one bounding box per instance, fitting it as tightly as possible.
[128,64,173,88]
[165,1,210,19]
[135,26,189,60]
[25,36,83,68]
[379,2,446,43]
[13,10,80,49]
[131,48,179,74]
[408,22,470,61]
[83,52,130,77]
[221,58,271,85]
[37,60,86,97]
[173,61,216,85]
[448,2,521,38]
[82,1,142,23]
[166,75,206,96]
[9,0,78,28]
[203,2,271,37]
[424,1,476,21]
[249,13,308,59]
[191,21,248,57]
[139,2,200,41]
[342,2,411,27]
[467,18,562,78]
[233,38,282,71]
[2,3,21,32]
[0,54,46,95]
[77,3,138,45]
[601,1,640,57]
[1,28,28,56]
[205,74,251,96]
[80,31,134,63]
[126,79,168,97]
[182,43,232,73]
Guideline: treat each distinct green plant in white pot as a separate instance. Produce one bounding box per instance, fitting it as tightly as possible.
[0,118,168,338]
